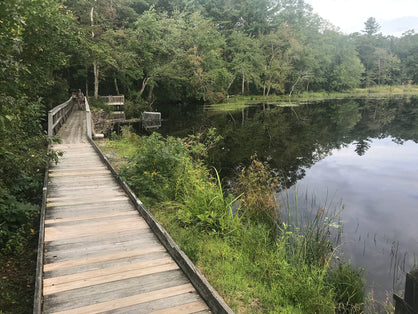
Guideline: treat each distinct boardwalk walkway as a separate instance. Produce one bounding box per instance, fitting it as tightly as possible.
[42,111,211,313]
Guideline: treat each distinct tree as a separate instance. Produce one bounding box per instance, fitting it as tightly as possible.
[227,31,264,95]
[362,17,381,36]
[260,25,294,95]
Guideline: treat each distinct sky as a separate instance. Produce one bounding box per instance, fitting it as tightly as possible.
[304,0,418,36]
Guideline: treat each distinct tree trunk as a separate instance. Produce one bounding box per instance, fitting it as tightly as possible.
[91,5,99,99]
[139,77,150,96]
[147,85,154,103]
[226,76,235,94]
[241,72,245,95]
[93,61,99,99]
[114,78,120,95]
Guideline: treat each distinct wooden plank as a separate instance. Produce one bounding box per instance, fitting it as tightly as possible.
[149,300,209,314]
[45,218,147,242]
[44,247,166,272]
[42,270,188,313]
[46,196,129,208]
[43,262,179,295]
[44,252,169,279]
[45,257,174,287]
[108,293,205,314]
[48,170,110,177]
[53,284,195,314]
[46,190,126,202]
[45,203,134,219]
[45,211,136,225]
[44,232,160,263]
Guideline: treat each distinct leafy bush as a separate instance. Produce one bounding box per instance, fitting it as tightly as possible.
[234,154,278,231]
[121,132,240,235]
[122,133,190,201]
[0,194,38,253]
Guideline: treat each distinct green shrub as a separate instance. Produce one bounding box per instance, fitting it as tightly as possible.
[122,133,189,201]
[121,132,240,236]
[233,155,278,232]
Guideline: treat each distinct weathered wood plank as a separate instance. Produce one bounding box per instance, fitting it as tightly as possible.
[43,262,179,295]
[45,218,147,242]
[44,211,136,225]
[44,251,170,279]
[46,196,129,208]
[49,170,111,177]
[107,294,206,314]
[44,257,174,287]
[42,270,188,313]
[149,300,209,314]
[52,284,195,314]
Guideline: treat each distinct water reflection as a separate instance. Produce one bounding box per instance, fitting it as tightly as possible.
[157,97,418,300]
[290,138,418,299]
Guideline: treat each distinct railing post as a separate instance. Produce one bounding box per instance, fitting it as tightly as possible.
[86,110,92,139]
[48,111,54,136]
[394,268,418,313]
[85,97,92,139]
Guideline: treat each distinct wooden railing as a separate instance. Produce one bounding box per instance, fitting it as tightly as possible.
[47,97,74,136]
[100,95,124,105]
[85,97,92,139]
[394,268,418,313]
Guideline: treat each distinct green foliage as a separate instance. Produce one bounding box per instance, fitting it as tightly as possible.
[121,133,190,201]
[120,131,239,235]
[103,131,365,313]
[183,127,223,161]
[0,194,38,254]
[234,155,278,232]
[326,263,365,313]
[0,96,50,202]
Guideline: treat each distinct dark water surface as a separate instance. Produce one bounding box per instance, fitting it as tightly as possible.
[154,97,418,299]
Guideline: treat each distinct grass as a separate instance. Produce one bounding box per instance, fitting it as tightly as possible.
[96,129,366,313]
[206,84,418,112]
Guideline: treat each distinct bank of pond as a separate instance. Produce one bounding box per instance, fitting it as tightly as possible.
[100,95,418,312]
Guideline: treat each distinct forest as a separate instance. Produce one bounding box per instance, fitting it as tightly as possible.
[1,0,418,311]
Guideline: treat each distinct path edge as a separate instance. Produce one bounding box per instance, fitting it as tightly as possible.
[33,145,50,314]
[89,138,234,314]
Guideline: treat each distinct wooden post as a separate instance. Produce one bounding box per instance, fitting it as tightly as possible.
[394,268,418,313]
[48,111,54,136]
[85,97,92,139]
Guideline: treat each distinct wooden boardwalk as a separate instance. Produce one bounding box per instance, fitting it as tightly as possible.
[41,111,211,313]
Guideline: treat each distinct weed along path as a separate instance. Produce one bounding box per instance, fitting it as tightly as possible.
[37,110,229,313]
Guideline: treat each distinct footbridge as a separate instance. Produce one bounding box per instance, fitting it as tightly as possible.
[33,97,232,313]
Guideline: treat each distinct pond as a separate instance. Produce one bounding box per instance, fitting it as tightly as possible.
[152,96,418,300]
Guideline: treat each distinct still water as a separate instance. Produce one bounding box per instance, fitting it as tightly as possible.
[154,97,418,299]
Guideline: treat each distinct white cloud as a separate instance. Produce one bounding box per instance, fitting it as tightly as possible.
[305,0,418,34]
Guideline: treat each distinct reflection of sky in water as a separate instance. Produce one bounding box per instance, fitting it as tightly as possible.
[290,137,418,299]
